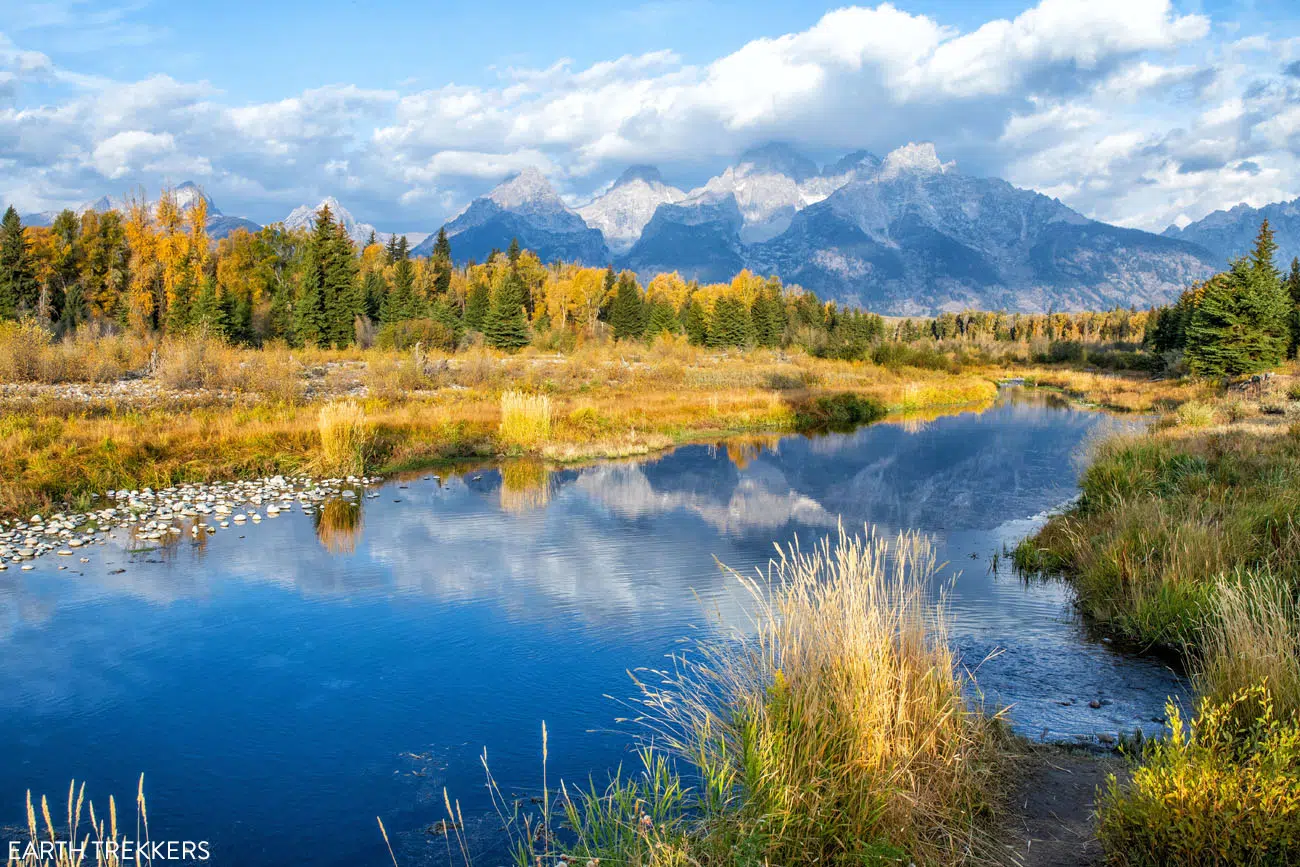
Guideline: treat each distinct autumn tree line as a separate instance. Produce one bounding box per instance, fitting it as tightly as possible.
[1,189,1153,359]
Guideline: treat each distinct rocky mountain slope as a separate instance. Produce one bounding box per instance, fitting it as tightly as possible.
[617,143,1216,313]
[577,166,684,254]
[415,167,608,263]
[1163,198,1300,269]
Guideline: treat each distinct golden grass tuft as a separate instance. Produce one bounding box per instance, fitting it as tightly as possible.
[1174,400,1217,428]
[627,524,1007,865]
[316,400,372,477]
[498,390,551,451]
[7,776,150,867]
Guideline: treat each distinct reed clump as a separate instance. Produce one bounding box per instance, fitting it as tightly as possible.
[316,400,372,477]
[498,391,551,451]
[498,525,1007,867]
[6,776,151,867]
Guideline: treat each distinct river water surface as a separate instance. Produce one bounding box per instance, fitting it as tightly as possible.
[0,390,1185,866]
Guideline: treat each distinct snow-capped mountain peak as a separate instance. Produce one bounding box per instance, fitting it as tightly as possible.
[579,166,685,254]
[486,167,563,211]
[282,197,425,248]
[879,142,953,181]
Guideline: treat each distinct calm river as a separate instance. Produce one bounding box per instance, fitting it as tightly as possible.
[0,390,1185,865]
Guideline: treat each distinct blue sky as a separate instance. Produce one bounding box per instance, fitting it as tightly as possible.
[3,0,1300,233]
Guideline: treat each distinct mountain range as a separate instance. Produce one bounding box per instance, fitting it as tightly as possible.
[1163,198,1300,271]
[18,141,1282,313]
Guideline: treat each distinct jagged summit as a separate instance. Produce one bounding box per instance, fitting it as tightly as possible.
[579,166,685,254]
[614,165,664,188]
[879,142,953,180]
[486,167,563,210]
[1163,195,1300,266]
[736,143,819,183]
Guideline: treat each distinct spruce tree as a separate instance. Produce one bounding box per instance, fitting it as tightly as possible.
[464,277,491,332]
[1285,256,1300,358]
[682,298,708,345]
[1185,225,1292,376]
[431,227,452,298]
[707,296,755,348]
[645,300,679,337]
[0,206,38,319]
[363,269,388,321]
[191,277,226,337]
[609,271,646,340]
[507,237,521,267]
[166,264,196,334]
[485,267,530,350]
[326,222,362,346]
[294,207,333,346]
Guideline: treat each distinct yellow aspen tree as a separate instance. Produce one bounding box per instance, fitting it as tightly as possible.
[123,195,160,330]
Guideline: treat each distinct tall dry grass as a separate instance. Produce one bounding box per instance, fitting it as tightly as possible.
[316,400,372,477]
[6,777,150,867]
[499,525,1006,867]
[1198,569,1300,722]
[498,391,551,451]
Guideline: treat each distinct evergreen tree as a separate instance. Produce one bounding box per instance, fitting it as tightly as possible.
[362,269,388,321]
[1285,257,1300,358]
[382,249,419,324]
[327,222,363,346]
[431,296,463,341]
[599,266,617,321]
[485,267,530,350]
[0,206,38,319]
[366,230,377,249]
[645,301,679,337]
[464,276,491,332]
[431,227,452,298]
[707,296,755,348]
[191,276,227,337]
[228,289,254,344]
[1185,225,1292,376]
[507,237,521,267]
[682,298,708,345]
[268,279,294,344]
[294,207,334,346]
[609,271,646,340]
[165,263,196,334]
[49,209,82,326]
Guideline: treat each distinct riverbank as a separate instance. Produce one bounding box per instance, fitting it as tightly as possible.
[0,335,1012,519]
[1016,369,1300,866]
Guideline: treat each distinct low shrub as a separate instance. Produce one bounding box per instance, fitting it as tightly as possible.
[1097,685,1300,867]
[794,392,885,431]
[374,318,457,352]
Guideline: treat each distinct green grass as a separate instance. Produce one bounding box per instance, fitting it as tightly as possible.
[1015,426,1300,652]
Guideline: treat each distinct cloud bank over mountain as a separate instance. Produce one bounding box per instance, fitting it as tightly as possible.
[2,0,1299,240]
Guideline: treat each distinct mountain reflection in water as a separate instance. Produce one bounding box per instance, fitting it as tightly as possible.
[0,391,1183,867]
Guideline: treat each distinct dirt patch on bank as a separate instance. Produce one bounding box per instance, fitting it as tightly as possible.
[1000,747,1125,867]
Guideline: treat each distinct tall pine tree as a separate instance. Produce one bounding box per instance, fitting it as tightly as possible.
[609,271,646,340]
[293,206,334,346]
[464,275,491,332]
[485,267,530,350]
[0,206,38,319]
